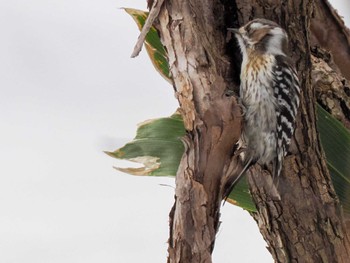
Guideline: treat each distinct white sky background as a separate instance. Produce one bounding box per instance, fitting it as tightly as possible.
[0,1,348,262]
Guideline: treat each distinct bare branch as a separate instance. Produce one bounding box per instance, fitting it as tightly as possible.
[130,0,165,58]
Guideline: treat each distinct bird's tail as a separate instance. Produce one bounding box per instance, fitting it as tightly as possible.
[272,150,284,186]
[223,156,254,204]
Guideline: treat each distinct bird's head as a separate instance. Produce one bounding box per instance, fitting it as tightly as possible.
[229,19,288,56]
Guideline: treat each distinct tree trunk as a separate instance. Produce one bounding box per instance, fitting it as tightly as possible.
[156,0,350,262]
[158,1,241,262]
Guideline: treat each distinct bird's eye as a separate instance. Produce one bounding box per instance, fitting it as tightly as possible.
[243,27,253,36]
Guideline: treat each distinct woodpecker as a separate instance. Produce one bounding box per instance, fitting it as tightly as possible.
[224,19,301,199]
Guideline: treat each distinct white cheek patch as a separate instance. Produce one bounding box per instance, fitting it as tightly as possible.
[266,27,288,56]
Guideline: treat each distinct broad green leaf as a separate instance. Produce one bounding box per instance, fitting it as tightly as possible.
[124,8,171,82]
[106,113,185,176]
[317,104,350,214]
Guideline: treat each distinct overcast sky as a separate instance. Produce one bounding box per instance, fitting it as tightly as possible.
[0,1,348,263]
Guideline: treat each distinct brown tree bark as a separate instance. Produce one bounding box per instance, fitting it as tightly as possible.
[311,0,350,130]
[157,1,241,262]
[156,0,350,262]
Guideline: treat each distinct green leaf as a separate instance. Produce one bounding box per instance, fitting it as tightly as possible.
[124,8,171,82]
[106,113,185,176]
[317,104,350,214]
[226,177,256,211]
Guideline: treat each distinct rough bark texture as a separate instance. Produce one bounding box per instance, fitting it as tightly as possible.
[156,0,350,262]
[157,1,241,262]
[311,0,350,130]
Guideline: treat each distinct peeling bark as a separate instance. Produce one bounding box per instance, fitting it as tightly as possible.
[156,0,350,262]
[157,1,241,262]
[312,51,350,129]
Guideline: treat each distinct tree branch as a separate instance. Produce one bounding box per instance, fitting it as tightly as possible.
[130,0,165,58]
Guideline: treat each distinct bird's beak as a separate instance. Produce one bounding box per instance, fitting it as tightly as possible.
[227,28,240,35]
